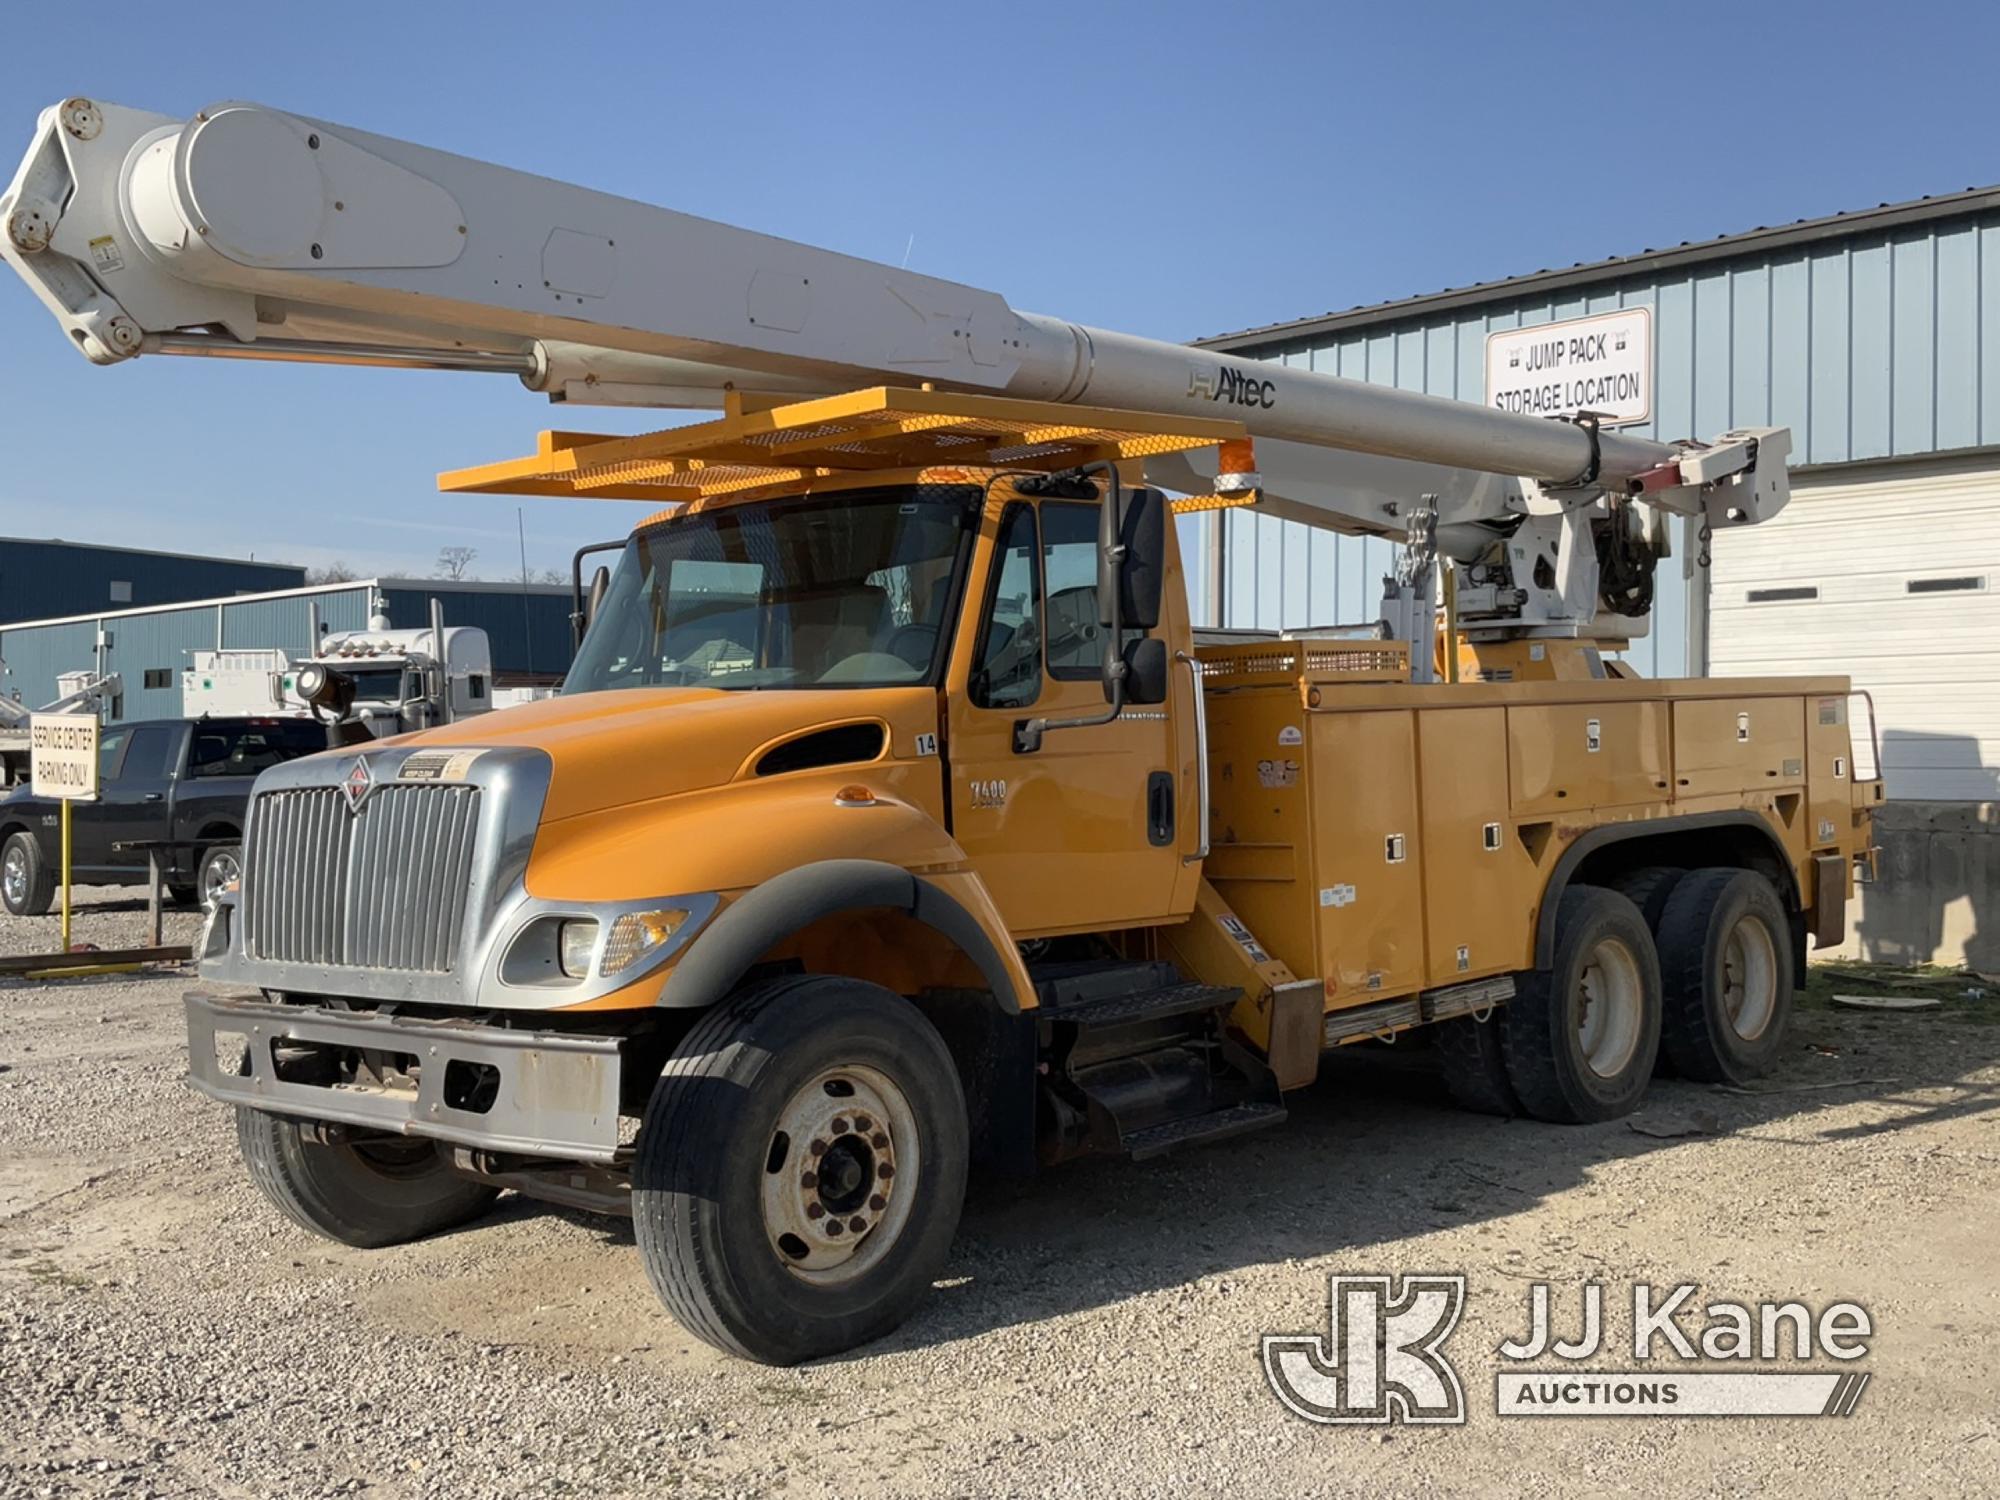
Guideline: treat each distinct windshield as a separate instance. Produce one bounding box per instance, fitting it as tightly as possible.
[188,719,329,778]
[340,667,409,703]
[565,485,978,693]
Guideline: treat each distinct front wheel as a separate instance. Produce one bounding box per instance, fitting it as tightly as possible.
[632,974,969,1365]
[1,832,53,917]
[236,1109,498,1248]
[198,843,242,912]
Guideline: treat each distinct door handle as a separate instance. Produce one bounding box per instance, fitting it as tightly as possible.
[142,792,164,802]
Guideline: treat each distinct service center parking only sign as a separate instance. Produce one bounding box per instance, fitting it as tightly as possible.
[1486,307,1651,426]
[30,713,100,800]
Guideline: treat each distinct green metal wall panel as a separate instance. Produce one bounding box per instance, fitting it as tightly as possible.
[0,620,98,712]
[220,588,370,654]
[1215,209,2000,677]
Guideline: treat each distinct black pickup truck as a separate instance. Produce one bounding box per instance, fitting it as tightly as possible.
[0,716,328,916]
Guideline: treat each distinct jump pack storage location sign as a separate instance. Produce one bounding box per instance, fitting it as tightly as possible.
[30,713,100,800]
[1485,307,1651,427]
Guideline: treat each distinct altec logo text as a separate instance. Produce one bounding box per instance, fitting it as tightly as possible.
[1188,365,1276,410]
[1263,1276,1874,1424]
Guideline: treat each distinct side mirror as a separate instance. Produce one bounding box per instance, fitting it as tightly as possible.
[1098,487,1166,631]
[586,565,611,631]
[571,539,625,649]
[1116,636,1169,705]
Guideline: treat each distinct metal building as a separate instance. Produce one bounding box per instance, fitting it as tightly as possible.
[0,577,574,721]
[0,536,304,625]
[1198,186,2000,966]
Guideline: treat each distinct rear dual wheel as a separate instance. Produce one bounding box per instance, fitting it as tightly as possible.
[1500,887,1663,1124]
[1433,1010,1517,1117]
[1656,868,1793,1084]
[1467,868,1792,1123]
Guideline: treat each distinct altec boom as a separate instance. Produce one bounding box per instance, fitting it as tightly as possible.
[2,96,1785,645]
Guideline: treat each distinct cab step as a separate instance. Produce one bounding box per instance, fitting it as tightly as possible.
[1124,1101,1287,1161]
[1031,959,1180,1009]
[1041,980,1241,1030]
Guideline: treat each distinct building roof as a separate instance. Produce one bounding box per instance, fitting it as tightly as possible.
[0,533,301,571]
[0,576,569,633]
[1197,183,2000,352]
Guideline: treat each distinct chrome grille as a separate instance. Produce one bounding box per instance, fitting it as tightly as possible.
[244,784,483,973]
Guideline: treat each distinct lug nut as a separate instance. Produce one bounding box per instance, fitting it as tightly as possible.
[800,1171,817,1188]
[848,1216,866,1234]
[871,1132,888,1149]
[831,1117,850,1134]
[806,1202,824,1219]
[825,1219,844,1235]
[878,1163,894,1180]
[853,1115,872,1132]
[869,1194,886,1211]
[809,1139,827,1156]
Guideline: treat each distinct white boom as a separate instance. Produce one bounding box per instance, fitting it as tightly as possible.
[0,97,1791,648]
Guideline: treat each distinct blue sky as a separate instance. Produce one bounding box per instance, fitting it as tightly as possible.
[2,0,1995,582]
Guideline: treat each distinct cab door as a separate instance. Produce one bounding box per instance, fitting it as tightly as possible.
[82,724,180,875]
[944,495,1183,935]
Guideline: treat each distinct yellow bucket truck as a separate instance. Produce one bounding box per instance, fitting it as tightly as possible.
[0,99,1877,1363]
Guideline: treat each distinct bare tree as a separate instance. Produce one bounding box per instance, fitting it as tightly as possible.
[305,560,360,584]
[534,566,568,585]
[434,545,479,581]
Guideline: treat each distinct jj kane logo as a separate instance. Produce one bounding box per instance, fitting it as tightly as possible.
[1263,1275,1873,1424]
[1263,1275,1468,1425]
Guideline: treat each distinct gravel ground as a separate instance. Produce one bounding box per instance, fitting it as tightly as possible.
[3,888,1997,1498]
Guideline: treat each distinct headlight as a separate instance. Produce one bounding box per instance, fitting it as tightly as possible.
[601,908,693,976]
[557,919,599,978]
[495,894,719,993]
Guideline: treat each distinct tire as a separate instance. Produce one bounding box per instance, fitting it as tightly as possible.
[1433,1013,1518,1116]
[1602,867,1686,1077]
[632,974,969,1365]
[1501,887,1662,1124]
[1,831,54,917]
[1655,868,1794,1084]
[236,1108,499,1249]
[198,843,242,912]
[1606,866,1684,931]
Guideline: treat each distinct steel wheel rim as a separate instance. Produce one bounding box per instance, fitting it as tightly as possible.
[201,850,240,910]
[760,1063,919,1287]
[1721,915,1778,1040]
[1576,936,1643,1078]
[2,845,25,907]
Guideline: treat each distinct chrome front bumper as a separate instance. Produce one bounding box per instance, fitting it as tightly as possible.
[185,988,624,1163]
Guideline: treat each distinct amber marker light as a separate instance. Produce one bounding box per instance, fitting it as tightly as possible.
[600,908,693,976]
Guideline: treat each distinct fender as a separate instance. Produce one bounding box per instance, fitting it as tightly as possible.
[1535,810,1802,970]
[659,857,1029,1013]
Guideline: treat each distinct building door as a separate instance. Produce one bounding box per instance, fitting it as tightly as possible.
[1708,452,2000,801]
[945,498,1182,936]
